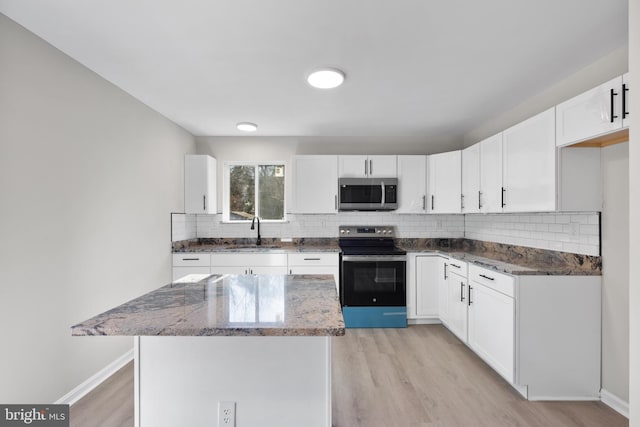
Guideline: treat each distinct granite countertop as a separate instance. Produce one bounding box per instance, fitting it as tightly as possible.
[172,238,340,254]
[71,274,345,337]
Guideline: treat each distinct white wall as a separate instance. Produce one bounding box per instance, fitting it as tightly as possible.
[0,15,195,403]
[464,46,628,145]
[628,1,639,424]
[601,143,630,403]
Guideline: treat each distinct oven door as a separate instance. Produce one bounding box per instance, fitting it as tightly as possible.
[341,255,406,306]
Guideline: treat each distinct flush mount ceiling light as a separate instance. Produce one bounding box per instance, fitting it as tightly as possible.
[236,122,258,132]
[307,68,345,89]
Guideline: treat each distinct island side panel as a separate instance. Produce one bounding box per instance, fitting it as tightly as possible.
[137,336,331,427]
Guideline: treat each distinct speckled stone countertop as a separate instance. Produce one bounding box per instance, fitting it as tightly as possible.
[172,238,340,253]
[399,238,602,276]
[71,274,345,337]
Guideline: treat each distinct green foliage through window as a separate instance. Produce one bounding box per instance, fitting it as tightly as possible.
[227,163,285,221]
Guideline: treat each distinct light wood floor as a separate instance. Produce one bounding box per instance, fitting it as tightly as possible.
[70,325,627,427]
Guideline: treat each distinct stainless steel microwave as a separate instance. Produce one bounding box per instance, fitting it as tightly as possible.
[338,178,398,211]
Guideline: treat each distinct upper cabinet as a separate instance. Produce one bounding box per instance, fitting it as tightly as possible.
[184,154,217,214]
[292,155,338,214]
[502,108,556,213]
[396,155,427,213]
[461,144,480,213]
[556,75,630,147]
[338,155,397,178]
[427,150,461,214]
[479,133,503,213]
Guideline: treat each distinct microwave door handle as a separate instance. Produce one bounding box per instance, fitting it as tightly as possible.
[381,181,385,206]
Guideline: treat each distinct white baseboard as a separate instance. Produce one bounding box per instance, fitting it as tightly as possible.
[600,388,629,418]
[55,349,134,406]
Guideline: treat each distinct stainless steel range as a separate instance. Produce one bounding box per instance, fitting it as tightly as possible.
[339,225,407,328]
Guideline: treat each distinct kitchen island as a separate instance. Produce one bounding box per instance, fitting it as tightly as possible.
[72,274,344,427]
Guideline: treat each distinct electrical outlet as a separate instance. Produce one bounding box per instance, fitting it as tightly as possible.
[218,401,236,427]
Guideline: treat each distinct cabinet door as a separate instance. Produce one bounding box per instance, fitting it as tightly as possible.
[368,155,397,177]
[555,76,623,147]
[338,155,368,177]
[184,155,217,214]
[292,156,338,213]
[172,266,211,281]
[396,155,427,213]
[415,256,442,318]
[427,150,462,213]
[479,133,503,213]
[446,272,468,342]
[439,261,449,325]
[623,73,630,129]
[467,282,515,383]
[462,144,480,213]
[502,108,556,212]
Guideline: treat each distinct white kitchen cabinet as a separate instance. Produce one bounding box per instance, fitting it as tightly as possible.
[439,259,450,325]
[338,155,397,178]
[407,254,447,323]
[172,253,212,281]
[467,268,515,383]
[427,150,461,213]
[446,259,468,342]
[479,133,503,213]
[292,155,338,213]
[502,108,556,212]
[555,75,628,147]
[396,155,427,213]
[287,252,339,290]
[211,253,288,275]
[184,154,216,214]
[461,144,480,213]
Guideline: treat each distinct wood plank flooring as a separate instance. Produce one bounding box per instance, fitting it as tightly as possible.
[69,325,628,427]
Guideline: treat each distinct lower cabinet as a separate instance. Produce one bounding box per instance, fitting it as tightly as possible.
[172,254,211,281]
[407,254,447,322]
[210,253,288,275]
[287,253,339,291]
[446,267,468,342]
[467,271,515,383]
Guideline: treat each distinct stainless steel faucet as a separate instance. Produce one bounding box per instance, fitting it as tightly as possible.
[250,216,261,246]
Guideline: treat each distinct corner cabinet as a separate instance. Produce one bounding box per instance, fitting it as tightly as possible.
[396,155,427,213]
[338,155,397,178]
[555,74,630,147]
[292,156,338,213]
[427,150,462,213]
[185,155,217,214]
[502,108,556,212]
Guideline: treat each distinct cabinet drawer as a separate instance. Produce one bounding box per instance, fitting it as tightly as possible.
[211,253,287,267]
[447,258,468,276]
[469,265,514,298]
[288,252,338,266]
[172,253,211,267]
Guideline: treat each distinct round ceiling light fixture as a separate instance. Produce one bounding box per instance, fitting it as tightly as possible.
[307,68,345,89]
[236,122,258,132]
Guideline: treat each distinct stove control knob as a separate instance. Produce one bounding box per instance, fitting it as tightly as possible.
[340,229,345,234]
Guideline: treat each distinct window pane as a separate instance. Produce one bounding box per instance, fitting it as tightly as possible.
[258,165,285,220]
[229,165,255,220]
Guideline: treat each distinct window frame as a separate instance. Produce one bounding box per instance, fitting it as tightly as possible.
[222,161,287,223]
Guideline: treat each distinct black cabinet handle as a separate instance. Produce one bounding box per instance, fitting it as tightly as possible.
[303,258,321,261]
[623,83,629,119]
[610,88,619,123]
[478,191,482,210]
[203,195,206,211]
[461,194,464,210]
[182,258,200,261]
[460,282,465,302]
[451,263,461,269]
[479,274,495,281]
[468,285,473,306]
[431,195,435,211]
[443,263,448,280]
[501,187,506,208]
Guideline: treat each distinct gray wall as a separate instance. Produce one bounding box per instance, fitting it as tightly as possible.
[629,1,639,424]
[0,15,195,402]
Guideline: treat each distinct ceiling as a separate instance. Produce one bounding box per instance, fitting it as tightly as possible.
[0,0,628,142]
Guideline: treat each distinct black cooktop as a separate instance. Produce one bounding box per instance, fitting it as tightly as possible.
[339,238,406,256]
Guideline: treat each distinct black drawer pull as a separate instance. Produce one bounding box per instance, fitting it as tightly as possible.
[479,274,494,281]
[610,88,619,123]
[303,258,321,261]
[450,263,461,269]
[460,282,465,302]
[182,258,200,261]
[623,83,629,119]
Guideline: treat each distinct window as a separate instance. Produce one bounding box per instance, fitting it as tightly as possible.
[223,162,286,222]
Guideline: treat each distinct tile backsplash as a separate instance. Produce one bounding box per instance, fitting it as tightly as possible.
[172,211,601,256]
[464,212,600,256]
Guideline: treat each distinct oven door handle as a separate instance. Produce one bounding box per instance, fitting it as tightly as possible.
[342,255,407,262]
